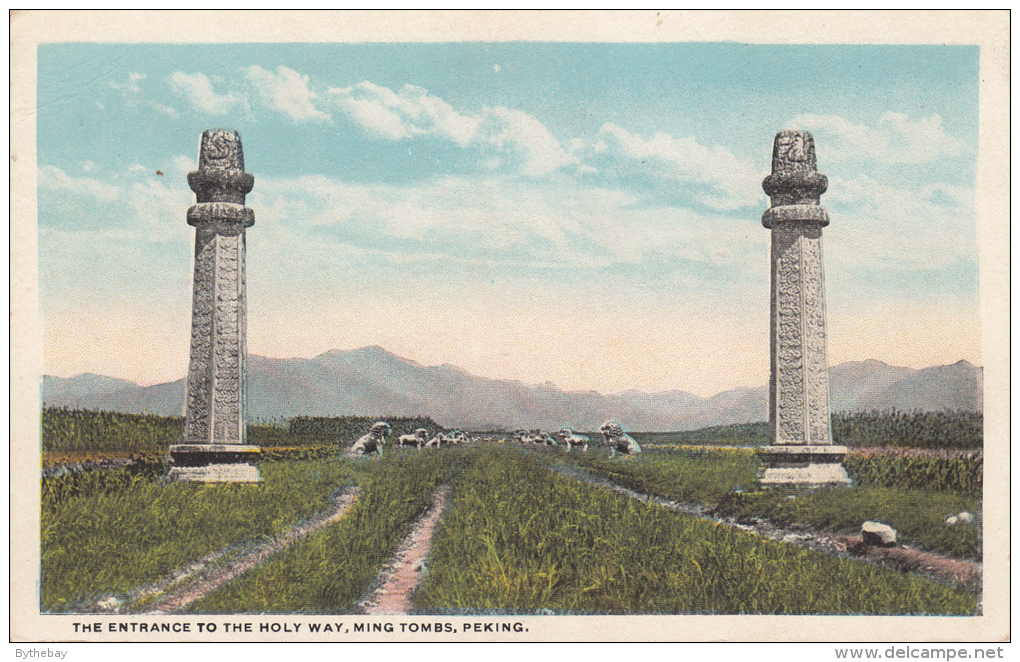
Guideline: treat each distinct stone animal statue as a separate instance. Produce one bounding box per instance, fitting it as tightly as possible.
[348,421,392,457]
[598,419,641,457]
[558,428,589,451]
[398,428,428,448]
[425,432,448,448]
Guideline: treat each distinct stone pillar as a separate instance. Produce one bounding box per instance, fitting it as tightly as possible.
[757,130,850,486]
[167,130,261,483]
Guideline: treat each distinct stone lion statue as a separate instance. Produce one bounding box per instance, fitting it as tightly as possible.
[348,421,392,457]
[598,419,641,457]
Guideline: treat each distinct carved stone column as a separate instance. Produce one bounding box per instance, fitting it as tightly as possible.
[167,130,261,483]
[757,130,850,486]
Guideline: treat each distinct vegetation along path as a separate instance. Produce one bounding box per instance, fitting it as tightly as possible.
[359,485,451,614]
[142,486,362,614]
[542,454,981,594]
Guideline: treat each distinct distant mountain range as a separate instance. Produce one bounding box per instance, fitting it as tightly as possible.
[41,346,983,432]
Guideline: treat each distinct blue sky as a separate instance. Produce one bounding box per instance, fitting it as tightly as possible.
[37,43,981,395]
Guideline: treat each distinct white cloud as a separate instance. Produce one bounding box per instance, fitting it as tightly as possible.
[39,163,196,243]
[589,123,763,210]
[151,102,180,118]
[825,174,975,271]
[170,72,244,115]
[327,82,574,177]
[786,112,966,164]
[244,65,328,122]
[170,155,196,178]
[38,165,120,203]
[107,71,180,118]
[329,82,477,144]
[109,72,146,94]
[474,106,574,177]
[248,172,761,279]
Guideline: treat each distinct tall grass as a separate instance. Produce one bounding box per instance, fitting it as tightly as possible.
[42,409,181,453]
[834,410,983,449]
[187,448,457,613]
[632,410,983,450]
[41,408,446,454]
[41,457,358,612]
[562,447,981,558]
[570,446,760,504]
[846,454,981,496]
[715,487,981,560]
[415,448,975,614]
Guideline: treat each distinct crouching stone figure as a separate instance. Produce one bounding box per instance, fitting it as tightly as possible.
[398,428,428,448]
[558,428,588,451]
[425,432,448,448]
[348,421,392,458]
[598,419,641,457]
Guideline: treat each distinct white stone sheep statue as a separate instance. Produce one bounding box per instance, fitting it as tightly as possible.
[424,432,447,448]
[348,421,392,458]
[398,428,429,448]
[558,428,589,451]
[598,419,641,457]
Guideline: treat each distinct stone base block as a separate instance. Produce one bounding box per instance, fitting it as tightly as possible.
[166,463,261,483]
[169,443,261,465]
[757,445,851,487]
[167,444,261,483]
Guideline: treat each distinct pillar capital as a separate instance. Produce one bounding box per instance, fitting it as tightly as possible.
[762,130,828,223]
[187,130,255,206]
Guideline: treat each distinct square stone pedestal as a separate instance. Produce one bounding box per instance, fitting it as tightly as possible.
[167,444,261,483]
[757,445,850,487]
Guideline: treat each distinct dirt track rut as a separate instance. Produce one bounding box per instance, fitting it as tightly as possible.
[140,487,362,614]
[545,457,981,596]
[360,485,451,615]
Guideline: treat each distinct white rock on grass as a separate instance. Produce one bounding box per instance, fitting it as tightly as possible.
[97,597,120,613]
[945,511,976,525]
[861,521,897,547]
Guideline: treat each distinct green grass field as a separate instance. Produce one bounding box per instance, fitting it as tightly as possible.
[563,447,981,559]
[41,456,357,612]
[39,411,982,615]
[414,447,975,614]
[187,450,457,613]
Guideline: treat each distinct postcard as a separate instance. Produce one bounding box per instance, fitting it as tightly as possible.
[10,10,1010,646]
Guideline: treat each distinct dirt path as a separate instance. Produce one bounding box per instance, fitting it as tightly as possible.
[138,487,361,614]
[359,486,451,615]
[546,460,981,595]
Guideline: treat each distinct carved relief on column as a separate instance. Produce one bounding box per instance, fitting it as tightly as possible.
[184,229,215,442]
[799,228,831,445]
[238,232,249,440]
[773,225,805,444]
[212,231,242,443]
